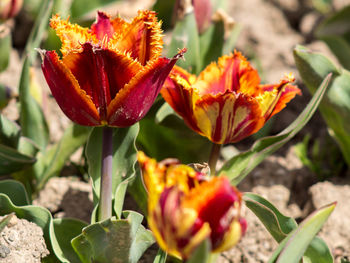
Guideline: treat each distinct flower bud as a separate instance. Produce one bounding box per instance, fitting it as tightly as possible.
[0,0,23,21]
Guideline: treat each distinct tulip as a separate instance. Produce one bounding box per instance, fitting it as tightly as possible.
[138,152,247,259]
[40,11,185,127]
[161,51,301,144]
[0,0,23,21]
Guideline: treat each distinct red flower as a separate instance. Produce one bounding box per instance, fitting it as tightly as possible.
[161,51,301,144]
[138,152,246,259]
[40,11,185,127]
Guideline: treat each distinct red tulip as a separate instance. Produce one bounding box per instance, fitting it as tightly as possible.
[40,11,185,127]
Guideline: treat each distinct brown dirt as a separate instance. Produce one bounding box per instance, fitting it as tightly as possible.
[0,214,49,262]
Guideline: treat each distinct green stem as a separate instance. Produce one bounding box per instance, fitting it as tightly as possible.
[98,126,113,221]
[208,143,221,176]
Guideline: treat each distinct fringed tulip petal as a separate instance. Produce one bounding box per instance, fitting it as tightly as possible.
[42,11,179,127]
[41,51,100,126]
[110,10,163,65]
[107,50,185,127]
[161,51,301,144]
[138,152,246,260]
[50,14,98,56]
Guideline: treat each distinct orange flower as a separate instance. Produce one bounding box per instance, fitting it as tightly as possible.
[161,52,301,144]
[138,152,246,259]
[40,11,184,127]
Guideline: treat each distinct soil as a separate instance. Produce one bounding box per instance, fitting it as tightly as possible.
[0,214,49,262]
[1,0,350,262]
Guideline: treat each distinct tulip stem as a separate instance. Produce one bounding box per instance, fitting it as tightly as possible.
[98,126,113,221]
[208,143,221,176]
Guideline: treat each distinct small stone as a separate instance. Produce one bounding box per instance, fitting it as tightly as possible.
[0,244,10,258]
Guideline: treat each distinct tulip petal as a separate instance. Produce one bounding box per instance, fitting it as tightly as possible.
[107,50,185,127]
[109,10,163,65]
[91,11,115,41]
[194,92,264,144]
[41,50,100,126]
[50,14,97,56]
[183,177,242,250]
[62,43,142,120]
[195,52,261,96]
[161,69,201,134]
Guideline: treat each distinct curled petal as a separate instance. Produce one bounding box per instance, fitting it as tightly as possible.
[107,50,185,127]
[194,92,264,144]
[41,50,100,126]
[109,10,163,65]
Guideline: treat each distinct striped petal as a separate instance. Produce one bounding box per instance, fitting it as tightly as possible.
[91,11,115,41]
[109,10,163,65]
[194,92,264,144]
[62,43,142,121]
[107,50,185,127]
[41,50,100,126]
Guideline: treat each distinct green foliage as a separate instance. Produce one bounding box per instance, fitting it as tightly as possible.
[71,211,154,263]
[186,239,211,263]
[0,26,11,72]
[70,0,119,20]
[294,45,350,166]
[153,249,167,263]
[316,5,350,70]
[86,124,139,220]
[219,74,331,184]
[244,193,334,263]
[0,144,36,175]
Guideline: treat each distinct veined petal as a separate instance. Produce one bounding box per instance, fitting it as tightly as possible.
[50,14,98,56]
[183,177,242,250]
[62,43,142,120]
[107,50,185,127]
[194,92,264,144]
[91,11,115,42]
[270,84,301,117]
[41,50,100,126]
[161,72,201,134]
[109,10,163,65]
[195,52,260,96]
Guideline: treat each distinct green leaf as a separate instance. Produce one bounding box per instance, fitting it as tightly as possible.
[153,249,167,263]
[0,213,15,233]
[35,124,91,190]
[268,202,336,263]
[86,124,139,210]
[25,0,53,63]
[71,211,154,263]
[316,5,350,70]
[294,45,350,166]
[152,0,176,30]
[244,193,298,243]
[186,239,211,263]
[0,25,11,72]
[0,180,30,206]
[19,57,49,150]
[303,237,333,263]
[0,181,59,262]
[199,19,225,68]
[53,218,88,263]
[219,74,331,184]
[70,0,119,19]
[0,144,36,175]
[168,10,202,74]
[0,114,20,148]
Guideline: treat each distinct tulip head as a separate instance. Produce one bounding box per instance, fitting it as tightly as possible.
[161,51,301,144]
[40,11,185,127]
[138,152,246,259]
[0,0,23,21]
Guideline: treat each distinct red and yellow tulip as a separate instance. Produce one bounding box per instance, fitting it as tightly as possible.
[161,51,301,144]
[138,152,246,259]
[40,11,185,127]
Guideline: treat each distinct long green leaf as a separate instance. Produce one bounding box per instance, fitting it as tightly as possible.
[70,0,119,20]
[294,45,350,166]
[0,25,11,72]
[153,249,167,263]
[0,144,36,175]
[219,74,331,184]
[268,202,336,263]
[0,115,20,148]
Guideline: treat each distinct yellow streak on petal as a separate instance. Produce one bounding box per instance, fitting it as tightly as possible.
[213,220,242,253]
[256,90,278,117]
[50,14,98,56]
